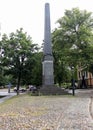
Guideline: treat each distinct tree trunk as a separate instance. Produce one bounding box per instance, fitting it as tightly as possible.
[17,70,21,95]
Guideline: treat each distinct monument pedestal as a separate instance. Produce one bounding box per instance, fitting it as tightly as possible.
[39,86,69,95]
[42,60,54,86]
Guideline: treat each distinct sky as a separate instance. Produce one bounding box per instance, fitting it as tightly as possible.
[0,0,93,46]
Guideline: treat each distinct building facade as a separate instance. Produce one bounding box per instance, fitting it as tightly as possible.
[77,67,93,88]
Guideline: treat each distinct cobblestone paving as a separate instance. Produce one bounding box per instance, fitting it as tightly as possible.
[57,98,93,130]
[0,90,93,130]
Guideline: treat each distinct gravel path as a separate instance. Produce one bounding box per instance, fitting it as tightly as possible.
[0,89,93,130]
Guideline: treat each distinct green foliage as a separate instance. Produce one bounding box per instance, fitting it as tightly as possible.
[0,28,42,90]
[88,44,93,74]
[52,8,93,85]
[22,52,43,87]
[30,52,42,87]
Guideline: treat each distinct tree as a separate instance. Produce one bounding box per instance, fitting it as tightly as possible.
[21,52,43,87]
[52,8,93,85]
[0,34,9,86]
[53,51,71,86]
[1,28,39,94]
[87,45,93,74]
[30,52,42,87]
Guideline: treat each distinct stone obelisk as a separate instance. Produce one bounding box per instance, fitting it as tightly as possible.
[42,3,54,87]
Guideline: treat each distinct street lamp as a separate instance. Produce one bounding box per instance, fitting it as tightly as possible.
[71,66,75,96]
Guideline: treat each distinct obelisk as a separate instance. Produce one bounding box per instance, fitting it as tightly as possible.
[42,3,54,87]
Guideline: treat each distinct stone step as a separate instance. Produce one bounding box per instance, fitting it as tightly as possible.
[39,86,70,95]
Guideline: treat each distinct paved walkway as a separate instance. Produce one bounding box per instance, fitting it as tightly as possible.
[0,89,93,130]
[0,89,16,103]
[68,88,93,97]
[60,88,93,130]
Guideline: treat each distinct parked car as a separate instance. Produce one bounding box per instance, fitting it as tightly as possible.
[28,85,37,93]
[14,87,26,92]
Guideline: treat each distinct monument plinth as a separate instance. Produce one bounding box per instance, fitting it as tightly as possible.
[42,3,54,87]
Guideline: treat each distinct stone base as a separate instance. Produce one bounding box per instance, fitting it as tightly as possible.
[42,60,54,86]
[39,86,70,95]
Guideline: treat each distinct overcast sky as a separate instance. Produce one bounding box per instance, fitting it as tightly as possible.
[0,0,93,45]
